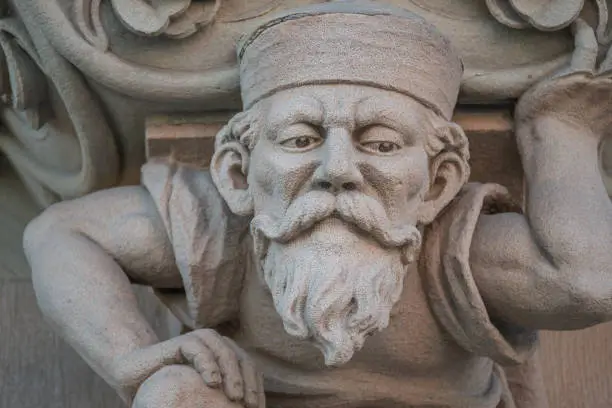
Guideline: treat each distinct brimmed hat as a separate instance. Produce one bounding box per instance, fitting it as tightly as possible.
[237,0,463,120]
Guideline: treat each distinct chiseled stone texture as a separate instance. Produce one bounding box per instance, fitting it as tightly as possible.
[146,108,522,200]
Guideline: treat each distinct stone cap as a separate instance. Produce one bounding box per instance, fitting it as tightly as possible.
[237,0,463,120]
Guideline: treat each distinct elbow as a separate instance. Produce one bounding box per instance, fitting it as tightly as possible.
[556,269,612,329]
[23,212,48,258]
[23,204,71,259]
[23,205,82,321]
[22,203,78,292]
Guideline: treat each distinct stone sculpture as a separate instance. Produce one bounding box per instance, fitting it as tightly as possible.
[17,1,612,408]
[1,0,599,208]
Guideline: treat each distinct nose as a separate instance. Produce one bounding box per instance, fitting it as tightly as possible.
[313,128,364,192]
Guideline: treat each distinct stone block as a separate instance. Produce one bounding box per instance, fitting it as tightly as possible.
[145,113,235,168]
[145,108,524,200]
[454,108,523,201]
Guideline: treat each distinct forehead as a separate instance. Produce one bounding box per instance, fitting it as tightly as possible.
[259,85,433,131]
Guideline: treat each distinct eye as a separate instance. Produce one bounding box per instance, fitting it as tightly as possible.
[278,123,323,151]
[358,125,404,154]
[363,141,401,153]
[281,136,321,149]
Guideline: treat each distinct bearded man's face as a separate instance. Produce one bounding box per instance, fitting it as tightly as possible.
[238,85,436,366]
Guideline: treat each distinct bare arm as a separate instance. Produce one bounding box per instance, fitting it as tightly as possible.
[23,186,181,394]
[471,71,612,330]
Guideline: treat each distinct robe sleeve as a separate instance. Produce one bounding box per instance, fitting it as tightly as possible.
[140,158,251,329]
[420,182,538,366]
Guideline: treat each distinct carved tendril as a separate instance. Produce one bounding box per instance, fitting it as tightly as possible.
[0,16,119,207]
[487,0,612,45]
[74,0,222,51]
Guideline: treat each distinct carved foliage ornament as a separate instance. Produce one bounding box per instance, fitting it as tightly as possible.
[487,0,611,44]
[74,0,221,50]
[73,0,285,50]
[0,13,119,207]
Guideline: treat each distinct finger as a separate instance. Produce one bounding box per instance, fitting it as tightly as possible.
[241,361,261,408]
[594,0,611,44]
[194,329,244,402]
[223,337,263,408]
[570,19,598,73]
[256,368,266,408]
[179,336,222,388]
[599,45,612,76]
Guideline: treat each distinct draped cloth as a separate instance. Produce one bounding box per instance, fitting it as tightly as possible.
[141,160,546,408]
[421,182,545,408]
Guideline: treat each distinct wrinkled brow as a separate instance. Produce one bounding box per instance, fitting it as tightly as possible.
[355,97,429,143]
[266,96,325,139]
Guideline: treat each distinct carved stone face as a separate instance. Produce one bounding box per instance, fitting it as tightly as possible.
[248,85,433,234]
[212,84,468,366]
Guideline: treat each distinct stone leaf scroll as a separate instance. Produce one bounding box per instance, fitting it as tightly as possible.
[1,0,612,208]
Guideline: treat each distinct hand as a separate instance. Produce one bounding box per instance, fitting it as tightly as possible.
[516,19,612,139]
[110,329,265,408]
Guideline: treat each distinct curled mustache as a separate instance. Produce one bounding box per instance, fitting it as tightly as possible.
[250,190,422,263]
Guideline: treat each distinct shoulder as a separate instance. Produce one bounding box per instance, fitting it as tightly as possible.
[141,158,251,329]
[422,182,522,268]
[142,158,221,214]
[419,183,535,365]
[141,158,249,232]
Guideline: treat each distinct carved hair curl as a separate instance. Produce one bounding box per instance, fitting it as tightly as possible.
[214,109,262,151]
[425,115,471,177]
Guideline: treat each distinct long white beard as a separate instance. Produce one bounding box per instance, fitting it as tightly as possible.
[250,190,422,366]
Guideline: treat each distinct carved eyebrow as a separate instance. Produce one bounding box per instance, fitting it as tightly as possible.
[267,97,325,138]
[355,103,420,142]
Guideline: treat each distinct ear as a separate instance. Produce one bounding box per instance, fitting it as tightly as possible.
[210,141,254,216]
[417,150,469,225]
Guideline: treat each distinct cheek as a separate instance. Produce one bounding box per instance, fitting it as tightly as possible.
[248,143,319,211]
[360,149,430,213]
[398,154,430,196]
